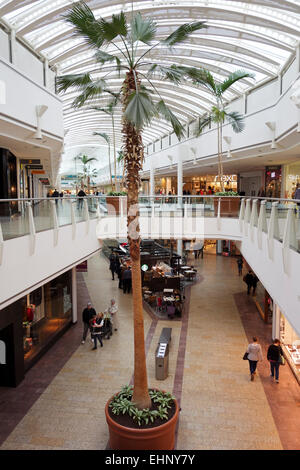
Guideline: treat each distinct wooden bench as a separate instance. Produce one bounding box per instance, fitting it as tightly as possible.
[159,327,172,344]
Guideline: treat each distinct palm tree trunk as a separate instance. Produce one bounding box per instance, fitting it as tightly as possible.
[112,114,118,192]
[220,123,224,192]
[122,70,151,410]
[217,123,224,192]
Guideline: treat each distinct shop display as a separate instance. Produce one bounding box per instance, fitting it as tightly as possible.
[280,314,300,379]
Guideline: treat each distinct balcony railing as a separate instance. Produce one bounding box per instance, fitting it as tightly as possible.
[0,195,299,251]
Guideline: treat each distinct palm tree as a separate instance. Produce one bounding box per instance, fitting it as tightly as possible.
[194,70,254,191]
[75,153,98,192]
[56,1,208,409]
[93,131,114,190]
[117,150,125,190]
[91,94,120,191]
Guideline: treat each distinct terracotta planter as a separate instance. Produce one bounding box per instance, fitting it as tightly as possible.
[105,395,179,450]
[214,197,240,217]
[106,196,127,216]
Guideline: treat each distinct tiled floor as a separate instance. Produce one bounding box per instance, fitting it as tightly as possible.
[0,249,299,450]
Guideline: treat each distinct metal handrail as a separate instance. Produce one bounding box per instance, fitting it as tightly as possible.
[0,195,299,203]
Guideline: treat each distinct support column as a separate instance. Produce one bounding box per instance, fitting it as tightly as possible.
[177,152,183,197]
[272,303,281,341]
[72,267,77,324]
[150,165,155,197]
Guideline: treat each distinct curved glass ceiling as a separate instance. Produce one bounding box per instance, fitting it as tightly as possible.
[1,0,299,149]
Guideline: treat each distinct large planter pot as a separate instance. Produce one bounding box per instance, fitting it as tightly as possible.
[106,196,127,216]
[214,197,240,217]
[105,395,179,450]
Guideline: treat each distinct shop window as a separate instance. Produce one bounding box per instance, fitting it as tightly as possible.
[280,314,300,380]
[0,340,6,365]
[23,271,72,366]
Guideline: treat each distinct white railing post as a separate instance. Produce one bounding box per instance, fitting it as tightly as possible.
[26,202,36,254]
[257,200,267,249]
[267,201,279,259]
[239,198,245,232]
[244,199,251,236]
[83,198,89,234]
[70,199,76,239]
[50,200,59,246]
[250,199,258,242]
[120,196,124,218]
[282,206,298,273]
[0,222,3,265]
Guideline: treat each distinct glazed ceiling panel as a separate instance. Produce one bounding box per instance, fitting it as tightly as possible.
[1,0,299,149]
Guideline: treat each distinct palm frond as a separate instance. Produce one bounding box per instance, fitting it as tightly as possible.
[93,132,110,144]
[99,11,128,41]
[131,13,156,45]
[217,70,255,96]
[162,21,206,47]
[178,66,216,92]
[72,78,107,107]
[56,73,92,93]
[147,64,184,85]
[194,113,212,137]
[95,50,118,64]
[125,91,156,129]
[225,111,245,133]
[63,2,104,48]
[156,100,185,140]
[117,150,125,163]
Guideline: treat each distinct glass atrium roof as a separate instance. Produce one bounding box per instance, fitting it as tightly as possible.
[1,0,299,149]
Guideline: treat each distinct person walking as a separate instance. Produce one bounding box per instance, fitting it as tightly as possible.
[77,188,86,210]
[244,270,254,295]
[81,301,96,344]
[109,251,117,280]
[91,312,104,350]
[246,336,263,381]
[108,298,118,331]
[294,183,300,217]
[52,188,59,205]
[252,273,259,295]
[237,256,243,276]
[267,338,284,383]
[122,266,132,294]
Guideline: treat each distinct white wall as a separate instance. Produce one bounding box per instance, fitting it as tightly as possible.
[15,42,44,86]
[0,29,9,61]
[0,218,102,309]
[0,57,63,139]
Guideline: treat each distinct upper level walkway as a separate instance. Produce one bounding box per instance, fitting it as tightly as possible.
[0,194,300,339]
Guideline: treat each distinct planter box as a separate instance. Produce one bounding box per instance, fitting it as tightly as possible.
[106,197,127,216]
[105,395,179,450]
[214,197,240,217]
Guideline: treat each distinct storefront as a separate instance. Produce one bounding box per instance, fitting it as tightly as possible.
[0,270,73,387]
[265,166,282,198]
[272,305,300,384]
[283,161,300,199]
[154,176,177,195]
[183,174,238,194]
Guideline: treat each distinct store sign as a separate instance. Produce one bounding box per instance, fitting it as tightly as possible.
[39,178,50,185]
[20,159,41,165]
[141,264,149,272]
[288,174,300,181]
[31,170,45,175]
[25,164,43,170]
[214,175,236,182]
[0,340,6,365]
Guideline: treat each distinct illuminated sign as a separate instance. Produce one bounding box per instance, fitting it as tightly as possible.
[141,264,149,272]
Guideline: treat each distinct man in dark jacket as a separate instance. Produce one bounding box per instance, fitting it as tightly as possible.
[122,267,132,294]
[267,339,284,383]
[244,270,254,295]
[81,301,96,344]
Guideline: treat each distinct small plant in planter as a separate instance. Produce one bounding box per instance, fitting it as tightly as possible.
[107,191,127,196]
[214,191,239,196]
[214,191,240,216]
[108,386,176,428]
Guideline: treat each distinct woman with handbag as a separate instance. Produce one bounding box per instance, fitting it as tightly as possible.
[267,339,284,383]
[246,337,263,381]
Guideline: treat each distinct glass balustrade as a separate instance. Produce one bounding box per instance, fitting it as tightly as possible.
[0,196,299,251]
